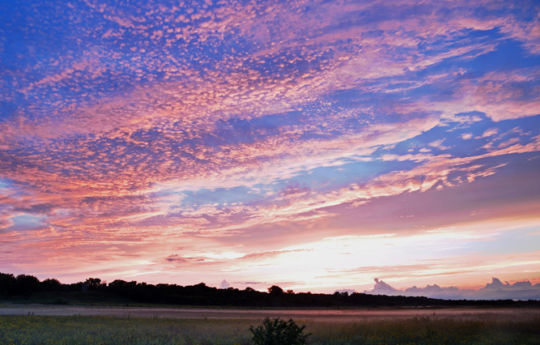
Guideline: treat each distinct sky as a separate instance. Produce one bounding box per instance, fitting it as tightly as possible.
[1,0,539,298]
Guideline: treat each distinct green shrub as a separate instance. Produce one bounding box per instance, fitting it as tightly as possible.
[249,317,310,345]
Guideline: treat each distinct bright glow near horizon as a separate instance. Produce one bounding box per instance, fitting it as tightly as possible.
[1,0,539,297]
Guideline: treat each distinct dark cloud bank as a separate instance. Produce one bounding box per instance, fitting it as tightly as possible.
[364,278,540,300]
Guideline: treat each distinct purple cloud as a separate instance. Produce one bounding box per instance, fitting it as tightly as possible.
[366,277,540,300]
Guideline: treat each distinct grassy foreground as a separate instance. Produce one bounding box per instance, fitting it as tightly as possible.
[0,315,539,345]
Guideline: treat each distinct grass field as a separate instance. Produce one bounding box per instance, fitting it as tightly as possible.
[0,313,539,345]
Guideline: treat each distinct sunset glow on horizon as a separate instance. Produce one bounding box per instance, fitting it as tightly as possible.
[1,0,539,298]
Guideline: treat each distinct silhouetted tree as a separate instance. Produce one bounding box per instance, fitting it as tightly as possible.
[84,278,105,291]
[0,273,16,296]
[15,274,40,297]
[41,278,62,291]
[268,285,284,296]
[0,271,536,308]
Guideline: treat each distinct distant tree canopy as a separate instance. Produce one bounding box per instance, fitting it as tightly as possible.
[268,285,284,296]
[0,274,40,297]
[83,278,106,291]
[41,278,61,291]
[0,272,536,308]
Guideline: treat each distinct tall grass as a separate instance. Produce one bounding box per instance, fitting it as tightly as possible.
[0,315,538,345]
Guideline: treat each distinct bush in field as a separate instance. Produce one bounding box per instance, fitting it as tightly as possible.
[249,317,309,345]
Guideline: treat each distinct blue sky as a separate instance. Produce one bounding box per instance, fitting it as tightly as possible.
[0,0,539,296]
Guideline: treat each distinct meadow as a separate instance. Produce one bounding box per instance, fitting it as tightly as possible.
[0,312,539,345]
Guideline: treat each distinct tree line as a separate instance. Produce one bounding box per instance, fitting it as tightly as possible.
[0,272,536,307]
